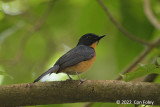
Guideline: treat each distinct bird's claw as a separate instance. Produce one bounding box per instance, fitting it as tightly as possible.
[78,78,87,85]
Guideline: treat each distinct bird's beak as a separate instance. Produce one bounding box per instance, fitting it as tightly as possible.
[98,35,106,40]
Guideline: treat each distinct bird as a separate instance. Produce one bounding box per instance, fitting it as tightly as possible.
[33,33,105,83]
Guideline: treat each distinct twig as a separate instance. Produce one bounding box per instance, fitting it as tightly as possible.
[0,80,160,106]
[142,74,158,82]
[97,0,151,46]
[116,46,153,80]
[116,38,160,80]
[142,57,159,82]
[144,0,160,30]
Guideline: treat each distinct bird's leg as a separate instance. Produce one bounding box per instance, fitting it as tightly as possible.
[67,74,73,80]
[75,72,86,84]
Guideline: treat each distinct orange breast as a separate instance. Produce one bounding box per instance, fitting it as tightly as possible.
[63,55,96,75]
[63,41,97,75]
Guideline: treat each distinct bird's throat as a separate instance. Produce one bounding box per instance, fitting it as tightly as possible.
[89,41,98,49]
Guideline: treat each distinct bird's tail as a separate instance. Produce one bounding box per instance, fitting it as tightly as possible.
[33,65,59,83]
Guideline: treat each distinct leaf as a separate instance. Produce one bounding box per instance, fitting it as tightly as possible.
[157,57,160,65]
[0,71,13,79]
[122,64,160,82]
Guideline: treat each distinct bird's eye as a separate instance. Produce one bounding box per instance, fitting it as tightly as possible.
[87,36,90,39]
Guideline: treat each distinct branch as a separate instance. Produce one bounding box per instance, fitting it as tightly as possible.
[144,0,160,30]
[97,0,151,45]
[0,80,160,106]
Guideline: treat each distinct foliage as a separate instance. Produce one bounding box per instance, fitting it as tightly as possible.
[122,64,160,82]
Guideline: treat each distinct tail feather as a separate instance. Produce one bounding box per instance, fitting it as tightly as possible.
[33,65,59,83]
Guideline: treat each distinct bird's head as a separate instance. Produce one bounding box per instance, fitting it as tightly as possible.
[77,33,105,47]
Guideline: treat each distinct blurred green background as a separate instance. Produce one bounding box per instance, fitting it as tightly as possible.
[0,0,160,107]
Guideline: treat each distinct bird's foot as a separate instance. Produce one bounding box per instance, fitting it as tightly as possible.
[26,83,34,88]
[78,78,87,85]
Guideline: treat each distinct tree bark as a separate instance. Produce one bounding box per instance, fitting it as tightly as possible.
[0,80,160,106]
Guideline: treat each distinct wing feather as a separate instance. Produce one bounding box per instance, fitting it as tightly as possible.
[55,45,95,73]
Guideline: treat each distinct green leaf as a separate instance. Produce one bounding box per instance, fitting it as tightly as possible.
[0,71,13,79]
[122,64,160,82]
[157,57,160,65]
